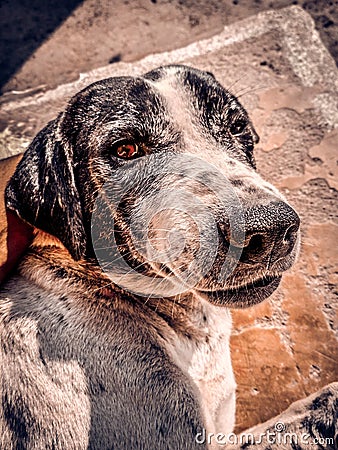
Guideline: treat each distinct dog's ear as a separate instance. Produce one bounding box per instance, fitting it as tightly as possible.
[5,117,87,260]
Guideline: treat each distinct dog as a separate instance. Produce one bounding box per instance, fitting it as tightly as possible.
[0,65,336,449]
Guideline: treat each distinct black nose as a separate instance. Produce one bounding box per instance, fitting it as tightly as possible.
[239,201,300,267]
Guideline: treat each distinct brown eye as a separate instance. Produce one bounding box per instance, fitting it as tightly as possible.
[115,142,139,159]
[230,119,247,136]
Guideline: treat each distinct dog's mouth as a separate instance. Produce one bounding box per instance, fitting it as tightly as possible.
[196,274,282,308]
[102,227,287,305]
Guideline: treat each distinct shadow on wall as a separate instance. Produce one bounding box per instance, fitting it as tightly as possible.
[0,0,83,93]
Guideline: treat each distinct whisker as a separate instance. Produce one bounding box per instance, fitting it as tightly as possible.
[143,262,188,306]
[114,260,150,283]
[235,84,267,99]
[94,236,170,251]
[226,74,248,95]
[91,280,115,294]
[114,228,174,234]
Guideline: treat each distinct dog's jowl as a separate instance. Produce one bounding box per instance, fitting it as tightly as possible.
[0,65,335,450]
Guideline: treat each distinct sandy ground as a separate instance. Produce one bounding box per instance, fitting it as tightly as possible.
[0,0,337,94]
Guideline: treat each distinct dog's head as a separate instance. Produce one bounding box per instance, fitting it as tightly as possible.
[6,65,300,307]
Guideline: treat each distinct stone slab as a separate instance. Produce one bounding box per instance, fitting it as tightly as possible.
[1,6,337,159]
[0,5,337,433]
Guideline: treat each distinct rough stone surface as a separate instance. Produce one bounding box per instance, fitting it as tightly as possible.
[1,0,337,94]
[0,6,337,433]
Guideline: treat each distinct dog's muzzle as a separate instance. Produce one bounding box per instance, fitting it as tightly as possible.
[91,153,300,307]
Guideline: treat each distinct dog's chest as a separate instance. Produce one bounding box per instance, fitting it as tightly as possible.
[167,303,236,435]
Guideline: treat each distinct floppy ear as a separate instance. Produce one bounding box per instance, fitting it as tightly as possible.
[5,117,87,261]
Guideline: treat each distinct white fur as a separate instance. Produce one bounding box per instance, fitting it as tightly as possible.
[166,293,236,436]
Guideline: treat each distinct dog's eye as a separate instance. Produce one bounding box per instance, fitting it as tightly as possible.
[230,119,247,136]
[114,142,140,159]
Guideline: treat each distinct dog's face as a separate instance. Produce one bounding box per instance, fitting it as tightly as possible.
[6,65,300,307]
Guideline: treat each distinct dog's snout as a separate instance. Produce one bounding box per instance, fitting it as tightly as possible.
[239,201,300,267]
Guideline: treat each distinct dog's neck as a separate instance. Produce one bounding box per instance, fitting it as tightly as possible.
[20,239,236,437]
[20,235,232,334]
[21,233,217,336]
